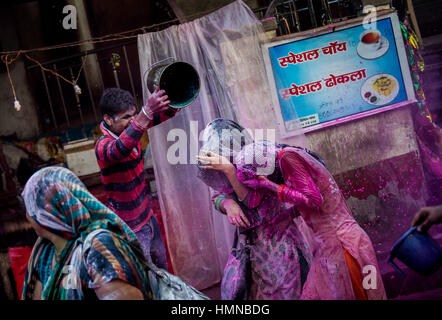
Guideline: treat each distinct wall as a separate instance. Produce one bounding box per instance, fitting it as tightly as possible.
[307,105,425,249]
[306,104,442,298]
[0,5,41,140]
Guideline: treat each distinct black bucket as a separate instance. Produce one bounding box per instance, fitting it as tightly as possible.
[146,61,200,109]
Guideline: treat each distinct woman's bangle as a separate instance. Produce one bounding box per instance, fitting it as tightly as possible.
[214,196,228,212]
[142,106,153,120]
[277,184,285,202]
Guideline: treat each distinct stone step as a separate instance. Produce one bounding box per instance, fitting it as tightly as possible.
[423,35,442,52]
[201,266,442,300]
[422,54,442,67]
[392,287,442,300]
[379,256,442,299]
[377,230,442,299]
[423,86,442,97]
[422,65,442,76]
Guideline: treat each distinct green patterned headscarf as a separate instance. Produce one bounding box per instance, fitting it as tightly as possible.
[21,166,146,299]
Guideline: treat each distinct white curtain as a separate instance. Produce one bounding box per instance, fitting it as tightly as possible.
[138,0,305,290]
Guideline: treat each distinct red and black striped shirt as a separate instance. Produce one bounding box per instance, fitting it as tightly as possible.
[95,109,177,232]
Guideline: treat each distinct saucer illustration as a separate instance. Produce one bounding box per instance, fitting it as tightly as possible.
[357,36,389,60]
[361,73,399,106]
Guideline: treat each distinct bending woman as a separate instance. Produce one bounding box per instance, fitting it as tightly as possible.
[197,119,313,300]
[236,141,387,300]
[21,167,150,300]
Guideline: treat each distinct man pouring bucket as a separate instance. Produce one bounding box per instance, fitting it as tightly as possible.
[95,59,200,266]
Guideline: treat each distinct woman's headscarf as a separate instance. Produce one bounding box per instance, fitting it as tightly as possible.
[197,118,253,193]
[21,166,146,299]
[235,140,280,183]
[236,140,327,185]
[197,121,288,231]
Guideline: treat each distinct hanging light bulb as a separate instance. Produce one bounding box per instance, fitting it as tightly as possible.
[14,99,21,112]
[74,84,82,95]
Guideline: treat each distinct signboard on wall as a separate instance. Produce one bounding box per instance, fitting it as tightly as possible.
[262,12,415,137]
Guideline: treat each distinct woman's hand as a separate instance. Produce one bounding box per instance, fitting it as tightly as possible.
[223,198,251,228]
[197,150,235,174]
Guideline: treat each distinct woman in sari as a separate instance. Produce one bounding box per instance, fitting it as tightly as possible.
[197,119,313,300]
[235,141,387,300]
[21,166,150,300]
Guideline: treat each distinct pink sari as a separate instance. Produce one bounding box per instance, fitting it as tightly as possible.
[277,147,387,300]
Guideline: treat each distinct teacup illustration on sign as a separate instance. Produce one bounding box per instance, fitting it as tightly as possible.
[357,29,389,60]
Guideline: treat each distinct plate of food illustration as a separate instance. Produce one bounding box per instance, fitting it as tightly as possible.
[360,74,399,106]
[357,29,389,60]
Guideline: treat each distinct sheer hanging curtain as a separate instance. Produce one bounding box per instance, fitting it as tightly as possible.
[138,0,305,290]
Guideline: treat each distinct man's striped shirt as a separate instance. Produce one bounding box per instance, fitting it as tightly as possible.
[95,109,176,232]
